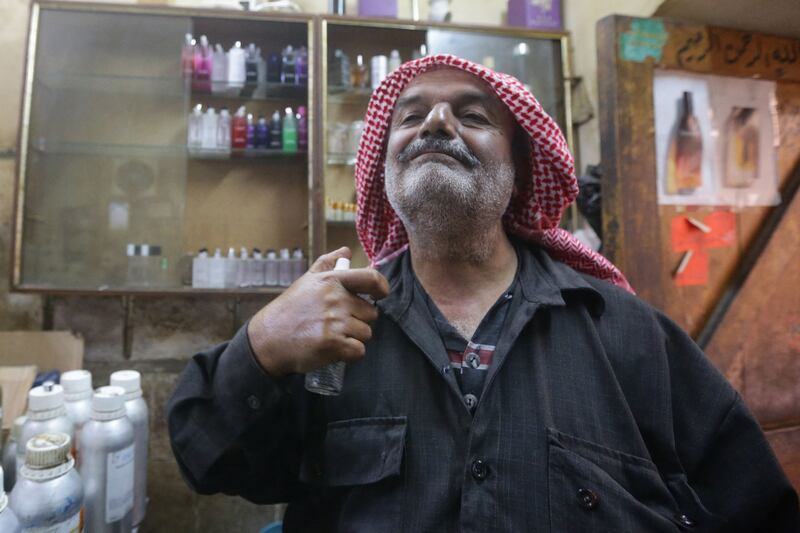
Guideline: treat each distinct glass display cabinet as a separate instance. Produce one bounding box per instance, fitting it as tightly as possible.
[15,2,313,293]
[319,16,571,268]
[12,2,571,294]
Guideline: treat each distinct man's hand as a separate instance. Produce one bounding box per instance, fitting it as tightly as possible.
[246,247,390,377]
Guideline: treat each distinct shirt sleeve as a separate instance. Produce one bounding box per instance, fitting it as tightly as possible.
[167,322,307,504]
[657,312,800,532]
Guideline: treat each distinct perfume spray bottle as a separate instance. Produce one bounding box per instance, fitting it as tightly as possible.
[245,43,259,84]
[329,49,351,88]
[217,107,232,153]
[388,49,401,72]
[246,113,255,149]
[665,91,703,195]
[201,107,217,150]
[194,35,212,91]
[227,41,247,90]
[723,107,759,188]
[187,104,203,149]
[211,44,227,94]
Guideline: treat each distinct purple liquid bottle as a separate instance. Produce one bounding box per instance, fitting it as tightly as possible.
[297,106,307,151]
[295,46,308,85]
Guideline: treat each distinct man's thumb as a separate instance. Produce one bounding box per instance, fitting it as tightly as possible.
[308,247,352,273]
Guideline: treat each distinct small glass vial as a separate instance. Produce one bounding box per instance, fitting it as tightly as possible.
[350,54,368,89]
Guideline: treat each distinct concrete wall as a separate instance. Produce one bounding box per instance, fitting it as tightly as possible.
[0,0,661,531]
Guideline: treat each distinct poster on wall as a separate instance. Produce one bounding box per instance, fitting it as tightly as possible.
[653,70,779,207]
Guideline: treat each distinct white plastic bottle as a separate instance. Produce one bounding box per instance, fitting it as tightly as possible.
[237,247,249,287]
[208,248,225,289]
[201,107,218,151]
[227,41,246,90]
[60,369,92,468]
[250,248,264,287]
[291,247,306,282]
[278,248,293,287]
[192,248,210,288]
[188,104,203,150]
[211,43,227,94]
[217,107,232,153]
[224,247,238,288]
[110,371,149,531]
[388,49,402,72]
[264,249,278,286]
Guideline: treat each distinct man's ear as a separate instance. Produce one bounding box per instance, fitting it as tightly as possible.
[511,125,532,190]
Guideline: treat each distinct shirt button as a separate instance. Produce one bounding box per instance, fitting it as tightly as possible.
[465,352,480,369]
[677,514,694,528]
[577,488,600,511]
[247,395,261,410]
[470,459,489,481]
[463,393,478,410]
[441,365,451,375]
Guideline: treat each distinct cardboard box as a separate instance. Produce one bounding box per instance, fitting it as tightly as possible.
[0,331,84,431]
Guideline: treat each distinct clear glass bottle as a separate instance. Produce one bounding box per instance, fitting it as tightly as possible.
[665,91,703,195]
[281,45,296,84]
[264,249,278,286]
[350,54,368,89]
[278,248,292,287]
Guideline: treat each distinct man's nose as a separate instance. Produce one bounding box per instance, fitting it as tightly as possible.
[419,103,457,140]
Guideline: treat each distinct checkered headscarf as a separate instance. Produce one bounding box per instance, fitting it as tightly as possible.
[354,54,633,293]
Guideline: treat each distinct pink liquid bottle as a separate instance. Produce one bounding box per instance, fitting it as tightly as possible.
[297,106,308,151]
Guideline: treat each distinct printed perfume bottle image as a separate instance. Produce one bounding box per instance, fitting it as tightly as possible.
[723,107,759,188]
[665,91,703,195]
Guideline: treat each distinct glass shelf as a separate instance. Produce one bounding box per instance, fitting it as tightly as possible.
[14,283,287,297]
[326,219,355,226]
[326,152,356,165]
[328,85,373,104]
[30,139,306,160]
[38,72,307,101]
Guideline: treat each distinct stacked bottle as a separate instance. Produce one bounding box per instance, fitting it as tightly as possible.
[17,382,74,479]
[191,246,306,288]
[2,416,25,491]
[0,466,20,532]
[9,433,83,532]
[80,386,136,532]
[61,370,92,468]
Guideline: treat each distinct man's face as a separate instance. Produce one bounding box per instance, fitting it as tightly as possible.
[384,68,520,236]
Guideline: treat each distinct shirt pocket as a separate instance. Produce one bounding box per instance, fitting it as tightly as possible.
[547,427,687,533]
[319,416,407,486]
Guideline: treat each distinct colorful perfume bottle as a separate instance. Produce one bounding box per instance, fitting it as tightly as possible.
[269,110,283,149]
[282,45,296,84]
[231,106,248,149]
[246,113,255,149]
[295,46,308,85]
[297,106,308,151]
[723,107,759,188]
[182,33,195,77]
[665,91,703,195]
[246,43,259,84]
[282,107,298,153]
[256,116,270,149]
[351,54,368,89]
[267,52,282,83]
[329,49,351,88]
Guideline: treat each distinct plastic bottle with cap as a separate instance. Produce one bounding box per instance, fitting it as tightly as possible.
[9,433,83,532]
[388,49,401,72]
[0,466,21,532]
[227,40,246,90]
[278,248,293,287]
[264,249,278,286]
[291,247,306,282]
[60,369,92,468]
[192,248,210,288]
[80,386,135,532]
[282,107,298,153]
[305,257,352,395]
[224,247,239,288]
[17,382,73,480]
[237,247,250,287]
[110,371,149,529]
[209,248,225,289]
[2,415,25,491]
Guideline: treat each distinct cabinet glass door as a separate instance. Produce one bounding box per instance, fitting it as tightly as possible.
[17,4,311,292]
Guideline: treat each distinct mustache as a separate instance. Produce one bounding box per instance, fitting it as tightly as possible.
[395,138,480,169]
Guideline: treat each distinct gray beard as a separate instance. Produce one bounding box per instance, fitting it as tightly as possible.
[385,157,515,262]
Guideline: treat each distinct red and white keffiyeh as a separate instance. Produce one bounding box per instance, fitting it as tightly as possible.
[354,54,633,293]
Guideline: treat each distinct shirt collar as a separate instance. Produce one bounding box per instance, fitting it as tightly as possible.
[377,237,606,320]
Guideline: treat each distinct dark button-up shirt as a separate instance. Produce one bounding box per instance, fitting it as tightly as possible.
[417,265,517,407]
[168,241,799,532]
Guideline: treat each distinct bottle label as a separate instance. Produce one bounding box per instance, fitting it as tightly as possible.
[106,444,135,523]
[21,509,81,532]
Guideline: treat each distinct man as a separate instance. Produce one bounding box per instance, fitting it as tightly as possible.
[168,55,798,532]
